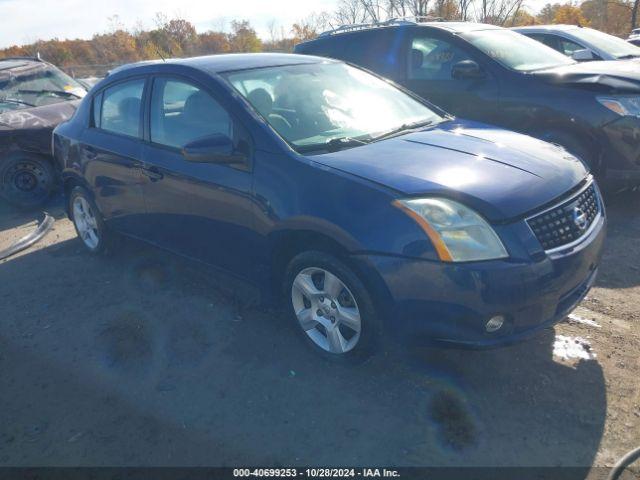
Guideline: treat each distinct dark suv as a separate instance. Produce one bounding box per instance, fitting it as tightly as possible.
[295,21,640,190]
[0,57,86,208]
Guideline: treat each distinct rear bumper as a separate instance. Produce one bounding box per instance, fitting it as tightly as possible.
[353,213,606,348]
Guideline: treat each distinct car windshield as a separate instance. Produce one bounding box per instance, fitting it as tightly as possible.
[224,62,443,153]
[0,64,86,112]
[569,28,640,58]
[462,29,576,71]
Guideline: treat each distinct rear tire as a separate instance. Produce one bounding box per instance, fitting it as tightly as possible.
[69,186,109,254]
[0,155,55,209]
[284,251,381,362]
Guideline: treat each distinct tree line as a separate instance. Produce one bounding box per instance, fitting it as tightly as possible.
[0,0,637,77]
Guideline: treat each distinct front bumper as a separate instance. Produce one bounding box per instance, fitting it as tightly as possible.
[353,212,606,348]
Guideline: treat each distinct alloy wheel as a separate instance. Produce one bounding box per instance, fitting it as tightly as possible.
[291,267,362,354]
[72,196,100,249]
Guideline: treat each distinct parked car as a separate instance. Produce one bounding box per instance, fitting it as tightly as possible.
[628,29,640,46]
[513,25,640,61]
[0,56,86,208]
[53,53,605,358]
[295,20,640,190]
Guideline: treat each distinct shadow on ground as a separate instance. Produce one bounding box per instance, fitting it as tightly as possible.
[0,220,606,472]
[595,190,640,290]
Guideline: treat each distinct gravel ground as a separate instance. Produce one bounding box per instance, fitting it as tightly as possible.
[0,192,638,477]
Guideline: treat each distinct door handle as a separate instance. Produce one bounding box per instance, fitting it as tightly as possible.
[141,166,163,182]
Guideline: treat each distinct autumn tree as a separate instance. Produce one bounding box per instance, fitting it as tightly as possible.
[228,20,262,52]
[511,10,539,25]
[553,4,590,25]
[537,3,561,22]
[199,31,231,55]
[581,0,631,36]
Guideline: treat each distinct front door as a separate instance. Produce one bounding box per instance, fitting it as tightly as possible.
[402,32,499,123]
[140,76,256,277]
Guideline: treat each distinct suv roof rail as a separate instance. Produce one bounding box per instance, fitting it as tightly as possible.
[318,16,443,37]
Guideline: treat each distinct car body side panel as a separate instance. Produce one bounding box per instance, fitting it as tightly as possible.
[74,127,147,235]
[140,143,257,278]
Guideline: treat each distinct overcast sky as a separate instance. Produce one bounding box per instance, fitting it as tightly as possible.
[1,0,547,49]
[0,0,339,48]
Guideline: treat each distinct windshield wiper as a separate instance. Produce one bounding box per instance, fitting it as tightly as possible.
[616,54,640,60]
[296,136,369,154]
[370,119,437,142]
[0,97,35,107]
[18,88,82,98]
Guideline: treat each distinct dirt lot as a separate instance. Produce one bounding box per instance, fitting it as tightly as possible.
[0,192,638,477]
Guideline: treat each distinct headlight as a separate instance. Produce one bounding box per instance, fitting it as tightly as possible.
[597,96,640,117]
[393,198,508,262]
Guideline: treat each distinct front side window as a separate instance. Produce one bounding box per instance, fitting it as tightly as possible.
[100,79,145,138]
[461,29,576,72]
[409,36,473,80]
[150,78,232,149]
[224,62,443,152]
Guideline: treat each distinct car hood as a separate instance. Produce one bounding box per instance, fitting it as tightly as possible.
[0,100,80,130]
[310,120,587,222]
[531,60,640,93]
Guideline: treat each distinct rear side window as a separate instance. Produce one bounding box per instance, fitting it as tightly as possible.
[409,36,473,80]
[527,33,558,50]
[99,79,145,138]
[150,78,233,149]
[299,30,401,79]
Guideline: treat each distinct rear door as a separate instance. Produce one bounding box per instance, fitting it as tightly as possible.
[79,77,148,235]
[140,75,256,276]
[400,30,500,122]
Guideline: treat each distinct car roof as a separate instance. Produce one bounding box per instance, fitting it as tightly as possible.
[0,57,44,71]
[420,21,502,33]
[0,58,50,80]
[110,53,331,77]
[513,24,581,32]
[306,20,502,43]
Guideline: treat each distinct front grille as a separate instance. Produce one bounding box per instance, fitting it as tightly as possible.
[527,182,600,251]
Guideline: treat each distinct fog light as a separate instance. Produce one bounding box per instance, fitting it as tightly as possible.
[485,315,505,333]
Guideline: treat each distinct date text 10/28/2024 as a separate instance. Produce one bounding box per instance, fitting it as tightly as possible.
[233,469,401,477]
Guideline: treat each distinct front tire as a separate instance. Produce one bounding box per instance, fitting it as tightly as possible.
[284,251,380,361]
[69,186,108,254]
[0,155,56,209]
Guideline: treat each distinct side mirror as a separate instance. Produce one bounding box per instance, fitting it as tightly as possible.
[451,60,485,80]
[182,134,245,164]
[571,49,595,61]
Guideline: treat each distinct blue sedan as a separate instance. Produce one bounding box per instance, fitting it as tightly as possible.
[53,53,606,359]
